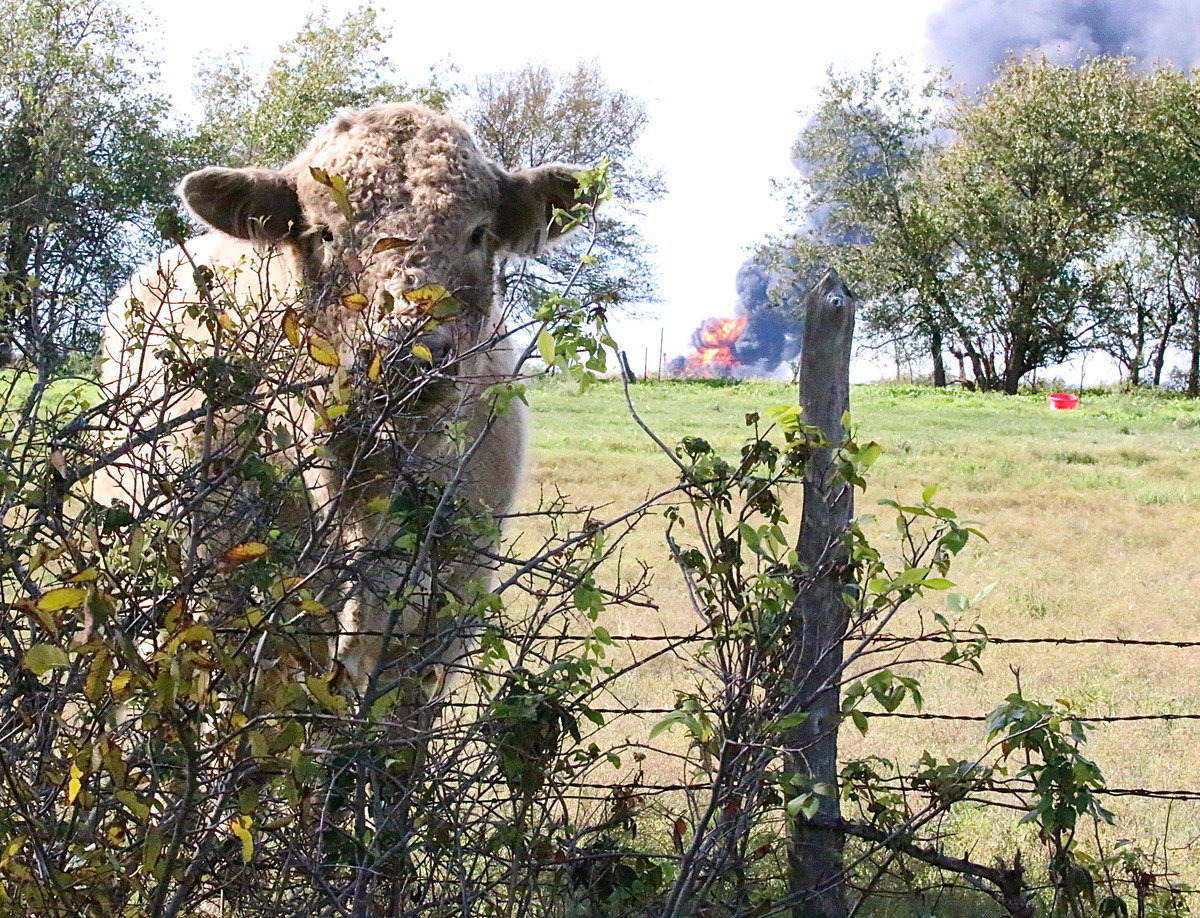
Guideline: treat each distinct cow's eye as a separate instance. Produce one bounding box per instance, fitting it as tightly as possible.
[320,227,335,243]
[469,223,489,248]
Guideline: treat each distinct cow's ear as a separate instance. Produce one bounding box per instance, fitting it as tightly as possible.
[178,167,303,243]
[496,164,592,256]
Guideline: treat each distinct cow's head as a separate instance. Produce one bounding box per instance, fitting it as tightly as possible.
[178,103,589,378]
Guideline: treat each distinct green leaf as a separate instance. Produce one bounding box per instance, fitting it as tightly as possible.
[536,327,557,365]
[786,793,821,820]
[24,644,69,676]
[738,521,765,557]
[649,710,686,741]
[850,710,870,736]
[946,593,970,613]
[764,711,809,734]
[892,567,929,586]
[858,441,883,468]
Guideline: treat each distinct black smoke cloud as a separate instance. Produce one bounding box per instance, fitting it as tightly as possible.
[729,257,804,373]
[710,112,876,375]
[928,0,1200,88]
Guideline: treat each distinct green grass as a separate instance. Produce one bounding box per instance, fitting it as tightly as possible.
[530,379,1200,493]
[10,368,1198,903]
[522,379,1200,897]
[0,369,98,423]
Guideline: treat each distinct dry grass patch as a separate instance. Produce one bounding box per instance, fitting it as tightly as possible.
[516,380,1200,886]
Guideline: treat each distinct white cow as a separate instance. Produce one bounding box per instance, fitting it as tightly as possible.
[95,102,589,693]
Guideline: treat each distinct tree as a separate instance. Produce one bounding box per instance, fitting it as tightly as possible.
[783,62,955,385]
[0,0,185,366]
[1123,67,1200,395]
[934,56,1134,393]
[468,61,664,314]
[1090,230,1183,387]
[193,4,455,170]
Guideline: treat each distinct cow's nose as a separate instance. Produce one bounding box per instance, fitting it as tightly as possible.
[371,320,453,368]
[380,269,427,303]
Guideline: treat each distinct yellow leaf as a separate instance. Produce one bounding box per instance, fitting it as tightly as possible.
[402,284,449,309]
[310,396,329,428]
[164,596,185,632]
[220,542,269,571]
[111,671,132,695]
[305,673,347,714]
[367,350,383,383]
[411,344,433,362]
[300,598,329,616]
[278,575,306,594]
[0,834,27,868]
[282,308,301,346]
[328,175,354,221]
[365,496,390,514]
[230,817,254,863]
[218,312,238,332]
[68,763,83,804]
[83,650,110,702]
[342,292,368,312]
[178,624,214,645]
[332,366,351,403]
[24,643,69,676]
[308,166,332,186]
[326,403,348,420]
[37,587,87,612]
[536,328,556,365]
[307,334,340,368]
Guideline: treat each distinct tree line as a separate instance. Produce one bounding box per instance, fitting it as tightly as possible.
[0,0,659,370]
[775,56,1200,394]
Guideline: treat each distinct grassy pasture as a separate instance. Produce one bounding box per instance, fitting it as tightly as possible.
[522,379,1200,897]
[8,369,1199,907]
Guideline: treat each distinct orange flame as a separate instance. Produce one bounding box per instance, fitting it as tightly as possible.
[685,317,747,376]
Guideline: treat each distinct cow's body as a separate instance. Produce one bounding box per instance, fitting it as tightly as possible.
[94,102,584,690]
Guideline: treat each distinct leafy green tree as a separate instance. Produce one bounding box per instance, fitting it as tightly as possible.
[1090,229,1184,388]
[0,0,185,366]
[783,62,955,385]
[468,61,664,314]
[1123,67,1200,395]
[193,4,456,169]
[935,56,1135,393]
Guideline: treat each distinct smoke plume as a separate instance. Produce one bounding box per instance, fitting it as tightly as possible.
[729,257,803,373]
[673,255,804,378]
[927,0,1200,87]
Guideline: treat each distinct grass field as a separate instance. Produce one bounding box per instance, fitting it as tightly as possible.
[521,379,1200,900]
[10,368,1198,907]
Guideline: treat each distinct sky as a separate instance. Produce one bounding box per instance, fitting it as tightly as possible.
[146,0,946,379]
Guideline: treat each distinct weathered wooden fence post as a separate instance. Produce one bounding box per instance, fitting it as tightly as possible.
[786,269,856,918]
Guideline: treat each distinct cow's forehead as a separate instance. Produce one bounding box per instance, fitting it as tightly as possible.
[291,103,500,224]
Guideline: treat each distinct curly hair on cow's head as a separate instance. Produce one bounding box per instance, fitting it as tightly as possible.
[181,102,587,327]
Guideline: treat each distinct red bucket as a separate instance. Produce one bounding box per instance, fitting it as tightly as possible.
[1048,392,1079,410]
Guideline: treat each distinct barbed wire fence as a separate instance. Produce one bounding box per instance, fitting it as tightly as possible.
[1,220,1196,918]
